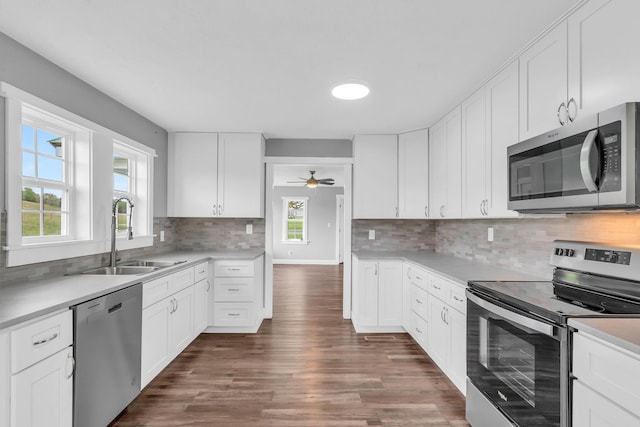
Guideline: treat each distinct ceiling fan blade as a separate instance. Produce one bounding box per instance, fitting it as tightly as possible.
[319,181,335,185]
[286,180,307,183]
[317,179,335,183]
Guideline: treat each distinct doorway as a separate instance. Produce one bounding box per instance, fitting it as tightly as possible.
[264,158,353,320]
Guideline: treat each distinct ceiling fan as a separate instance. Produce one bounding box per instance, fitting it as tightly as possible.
[287,170,335,188]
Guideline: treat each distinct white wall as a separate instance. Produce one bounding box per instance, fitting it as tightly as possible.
[272,186,344,263]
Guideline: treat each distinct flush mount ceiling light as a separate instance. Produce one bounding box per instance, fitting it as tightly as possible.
[331,83,370,100]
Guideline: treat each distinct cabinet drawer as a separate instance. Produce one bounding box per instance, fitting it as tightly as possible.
[215,261,253,277]
[213,303,256,326]
[11,310,73,374]
[170,267,195,293]
[406,265,428,290]
[214,277,254,302]
[449,285,467,314]
[143,275,172,308]
[410,284,428,320]
[429,274,449,302]
[410,311,428,349]
[573,332,640,415]
[194,262,209,283]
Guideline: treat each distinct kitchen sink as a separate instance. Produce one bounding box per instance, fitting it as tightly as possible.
[81,266,160,275]
[119,260,187,268]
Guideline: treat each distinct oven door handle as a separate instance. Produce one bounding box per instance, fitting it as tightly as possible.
[467,291,555,337]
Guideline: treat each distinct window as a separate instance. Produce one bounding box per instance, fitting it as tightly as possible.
[282,197,309,243]
[2,82,155,266]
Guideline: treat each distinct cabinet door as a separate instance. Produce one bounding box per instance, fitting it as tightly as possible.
[378,262,403,326]
[141,299,171,388]
[568,0,640,120]
[573,380,640,427]
[444,106,462,218]
[428,297,448,370]
[12,347,73,427]
[398,129,429,218]
[353,135,398,219]
[485,60,520,218]
[217,133,265,218]
[170,285,195,357]
[448,308,466,395]
[193,279,210,334]
[356,261,379,326]
[462,87,487,218]
[428,120,447,218]
[519,22,568,140]
[168,132,218,217]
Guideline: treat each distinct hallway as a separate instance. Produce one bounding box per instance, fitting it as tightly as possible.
[114,265,469,426]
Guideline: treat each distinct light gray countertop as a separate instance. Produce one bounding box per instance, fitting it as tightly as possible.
[568,317,640,356]
[0,249,263,330]
[353,250,544,286]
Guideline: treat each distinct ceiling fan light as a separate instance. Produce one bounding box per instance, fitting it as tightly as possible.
[306,181,318,188]
[331,83,369,100]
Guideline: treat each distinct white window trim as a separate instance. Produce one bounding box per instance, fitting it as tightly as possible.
[1,82,156,266]
[282,196,309,244]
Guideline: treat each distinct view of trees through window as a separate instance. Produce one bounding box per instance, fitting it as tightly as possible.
[286,199,305,241]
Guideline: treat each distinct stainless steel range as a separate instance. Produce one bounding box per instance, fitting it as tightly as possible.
[466,240,640,427]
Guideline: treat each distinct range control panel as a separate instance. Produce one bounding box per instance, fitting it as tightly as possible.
[585,248,631,265]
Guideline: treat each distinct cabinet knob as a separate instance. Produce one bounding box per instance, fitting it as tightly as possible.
[213,205,217,216]
[440,205,445,218]
[425,205,428,218]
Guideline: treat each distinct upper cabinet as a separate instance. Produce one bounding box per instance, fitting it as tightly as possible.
[567,0,640,119]
[461,87,488,218]
[353,134,399,219]
[168,132,265,218]
[429,106,462,219]
[519,22,569,140]
[398,129,429,219]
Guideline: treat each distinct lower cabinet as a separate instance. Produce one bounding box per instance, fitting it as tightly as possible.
[352,257,403,332]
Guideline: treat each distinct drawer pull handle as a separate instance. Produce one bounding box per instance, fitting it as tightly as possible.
[453,296,464,302]
[228,288,240,292]
[229,268,241,271]
[228,313,240,317]
[415,327,422,334]
[33,333,58,346]
[433,285,441,290]
[415,275,423,280]
[415,299,423,304]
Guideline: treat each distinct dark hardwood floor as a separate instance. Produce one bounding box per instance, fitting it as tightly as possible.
[113,264,469,426]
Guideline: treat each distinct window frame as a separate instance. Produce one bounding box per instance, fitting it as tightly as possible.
[282,196,309,244]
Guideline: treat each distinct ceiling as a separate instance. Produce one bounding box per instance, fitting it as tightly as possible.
[273,165,345,187]
[0,0,579,139]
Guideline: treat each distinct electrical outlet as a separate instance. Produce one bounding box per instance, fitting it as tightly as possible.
[287,250,293,256]
[246,224,253,234]
[487,227,494,242]
[160,230,165,242]
[369,230,375,240]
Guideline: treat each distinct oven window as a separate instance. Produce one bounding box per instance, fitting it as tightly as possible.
[485,319,536,406]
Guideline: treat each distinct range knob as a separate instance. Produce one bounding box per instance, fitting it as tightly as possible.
[555,248,564,256]
[567,249,575,257]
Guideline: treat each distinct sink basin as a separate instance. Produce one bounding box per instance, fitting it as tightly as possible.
[119,260,187,268]
[81,266,160,275]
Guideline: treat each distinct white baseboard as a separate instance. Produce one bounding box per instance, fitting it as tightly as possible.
[273,259,339,265]
[351,321,406,334]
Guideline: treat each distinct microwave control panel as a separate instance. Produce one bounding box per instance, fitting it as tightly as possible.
[599,120,622,192]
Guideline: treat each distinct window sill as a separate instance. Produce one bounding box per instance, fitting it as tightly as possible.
[281,240,310,245]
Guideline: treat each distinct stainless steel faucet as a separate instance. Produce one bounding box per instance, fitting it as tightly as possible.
[110,197,134,267]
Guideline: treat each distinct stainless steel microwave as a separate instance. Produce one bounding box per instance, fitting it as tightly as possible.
[507,102,640,212]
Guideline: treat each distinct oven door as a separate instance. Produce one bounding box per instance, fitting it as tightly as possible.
[466,291,565,427]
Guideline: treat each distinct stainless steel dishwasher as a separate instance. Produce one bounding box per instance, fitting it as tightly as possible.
[73,283,142,427]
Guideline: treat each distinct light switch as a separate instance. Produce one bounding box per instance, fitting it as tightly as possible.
[487,227,494,242]
[369,230,375,240]
[246,224,253,234]
[160,230,165,242]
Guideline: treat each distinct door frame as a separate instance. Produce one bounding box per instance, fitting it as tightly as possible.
[336,194,345,264]
[265,157,353,319]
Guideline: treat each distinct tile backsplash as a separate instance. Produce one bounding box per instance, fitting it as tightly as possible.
[174,218,265,251]
[352,219,436,252]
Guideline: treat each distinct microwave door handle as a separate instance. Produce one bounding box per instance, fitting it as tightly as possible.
[580,129,600,193]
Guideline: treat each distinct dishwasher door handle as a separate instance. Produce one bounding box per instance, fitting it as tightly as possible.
[108,302,123,314]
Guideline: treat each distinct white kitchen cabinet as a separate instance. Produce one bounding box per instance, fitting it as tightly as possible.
[141,297,172,387]
[193,262,210,335]
[461,87,488,218]
[426,273,467,395]
[572,331,640,423]
[429,106,461,218]
[352,257,403,332]
[519,22,568,140]
[209,256,264,333]
[12,347,73,427]
[485,60,520,218]
[353,134,398,219]
[403,262,429,343]
[168,132,265,218]
[6,310,74,427]
[398,129,429,218]
[568,0,640,120]
[168,285,195,356]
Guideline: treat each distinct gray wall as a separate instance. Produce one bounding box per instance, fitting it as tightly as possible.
[266,138,352,158]
[273,186,343,262]
[0,32,168,215]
